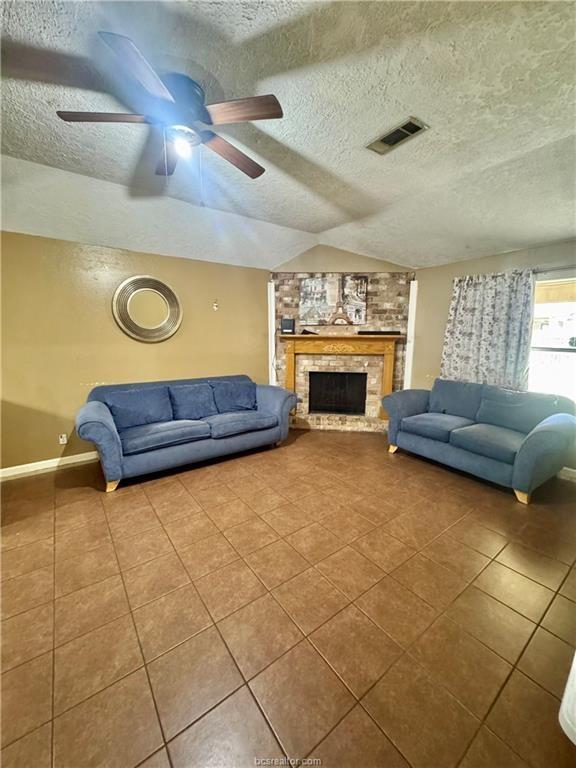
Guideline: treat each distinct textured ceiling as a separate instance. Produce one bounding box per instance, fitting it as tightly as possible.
[2,0,575,268]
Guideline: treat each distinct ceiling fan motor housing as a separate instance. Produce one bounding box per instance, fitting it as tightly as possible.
[160,73,211,125]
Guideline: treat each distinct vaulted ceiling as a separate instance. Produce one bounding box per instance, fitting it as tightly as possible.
[2,1,575,268]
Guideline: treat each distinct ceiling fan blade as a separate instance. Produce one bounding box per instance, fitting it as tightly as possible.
[98,31,175,103]
[205,95,283,125]
[57,111,151,123]
[201,132,265,178]
[155,130,178,176]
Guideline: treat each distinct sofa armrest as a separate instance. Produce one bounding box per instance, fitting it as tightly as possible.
[256,385,297,442]
[513,413,576,493]
[382,389,430,445]
[76,401,123,482]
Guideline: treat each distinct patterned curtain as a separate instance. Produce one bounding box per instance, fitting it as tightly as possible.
[440,268,535,389]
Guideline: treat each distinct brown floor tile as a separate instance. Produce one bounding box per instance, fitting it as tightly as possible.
[1,652,53,747]
[460,727,529,768]
[363,655,479,768]
[226,473,269,498]
[54,614,143,714]
[164,512,218,551]
[245,539,308,589]
[352,495,402,525]
[496,542,569,590]
[54,498,105,534]
[560,568,576,601]
[55,519,112,561]
[178,532,239,580]
[243,488,288,515]
[471,505,528,538]
[286,523,343,563]
[1,566,54,620]
[446,586,536,663]
[145,481,202,524]
[168,686,282,768]
[487,670,576,768]
[542,594,576,646]
[356,576,437,648]
[114,527,174,571]
[448,517,508,557]
[514,522,576,565]
[352,527,415,572]
[193,483,238,511]
[321,509,375,544]
[273,568,349,635]
[218,593,303,679]
[1,603,54,672]
[0,723,52,768]
[55,574,129,645]
[124,552,190,609]
[518,627,574,698]
[422,534,490,581]
[55,541,119,597]
[261,503,314,536]
[310,604,402,697]
[316,546,385,600]
[1,538,54,582]
[1,511,54,551]
[205,498,257,531]
[223,517,279,555]
[250,640,354,759]
[106,501,161,543]
[139,749,171,768]
[474,561,554,622]
[53,668,163,768]
[297,491,347,522]
[310,705,408,768]
[133,584,212,661]
[392,554,468,609]
[383,509,451,549]
[409,616,511,717]
[195,559,266,621]
[148,626,242,739]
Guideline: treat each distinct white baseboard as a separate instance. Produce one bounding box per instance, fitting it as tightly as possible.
[559,467,576,483]
[0,451,99,480]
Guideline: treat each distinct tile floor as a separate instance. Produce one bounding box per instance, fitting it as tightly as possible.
[1,429,576,768]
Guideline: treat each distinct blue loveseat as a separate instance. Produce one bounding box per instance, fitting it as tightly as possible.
[76,375,296,491]
[383,378,576,504]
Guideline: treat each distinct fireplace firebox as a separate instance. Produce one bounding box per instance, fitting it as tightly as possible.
[308,372,367,415]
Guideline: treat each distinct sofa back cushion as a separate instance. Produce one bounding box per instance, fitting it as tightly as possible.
[477,389,575,434]
[429,379,484,420]
[169,384,218,421]
[211,380,257,413]
[103,386,173,430]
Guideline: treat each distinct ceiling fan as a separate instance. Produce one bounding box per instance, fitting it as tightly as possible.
[56,31,283,179]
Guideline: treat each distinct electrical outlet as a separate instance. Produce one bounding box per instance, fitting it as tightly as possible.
[58,433,68,445]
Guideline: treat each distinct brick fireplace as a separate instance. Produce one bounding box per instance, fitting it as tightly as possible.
[272,271,414,431]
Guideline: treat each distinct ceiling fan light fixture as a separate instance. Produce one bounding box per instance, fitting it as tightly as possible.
[173,135,192,159]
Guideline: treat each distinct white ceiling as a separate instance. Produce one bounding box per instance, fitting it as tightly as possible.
[2,1,575,268]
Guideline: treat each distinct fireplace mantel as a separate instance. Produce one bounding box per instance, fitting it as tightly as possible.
[279,334,405,416]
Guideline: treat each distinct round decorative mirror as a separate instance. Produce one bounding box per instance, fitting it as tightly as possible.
[112,276,182,342]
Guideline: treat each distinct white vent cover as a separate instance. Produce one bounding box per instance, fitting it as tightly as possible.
[367,117,429,155]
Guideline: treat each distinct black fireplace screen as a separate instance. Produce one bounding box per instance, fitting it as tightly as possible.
[308,372,367,415]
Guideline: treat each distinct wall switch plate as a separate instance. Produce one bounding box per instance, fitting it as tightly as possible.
[59,434,68,445]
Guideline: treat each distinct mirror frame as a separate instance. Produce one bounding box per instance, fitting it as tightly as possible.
[112,275,182,343]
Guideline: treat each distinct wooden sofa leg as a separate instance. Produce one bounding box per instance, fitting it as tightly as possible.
[514,490,531,505]
[388,445,398,454]
[106,480,120,493]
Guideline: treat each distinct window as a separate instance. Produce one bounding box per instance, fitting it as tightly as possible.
[528,276,576,400]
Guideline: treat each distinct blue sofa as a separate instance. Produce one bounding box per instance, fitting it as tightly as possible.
[383,378,576,504]
[76,375,296,491]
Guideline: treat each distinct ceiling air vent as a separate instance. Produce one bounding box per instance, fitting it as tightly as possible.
[366,117,429,155]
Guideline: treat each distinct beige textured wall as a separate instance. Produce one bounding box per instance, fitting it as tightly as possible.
[274,244,407,273]
[411,240,576,389]
[1,232,270,468]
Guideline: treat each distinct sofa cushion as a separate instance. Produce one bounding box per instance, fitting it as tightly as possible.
[211,380,256,413]
[169,384,218,421]
[401,413,475,443]
[477,391,575,434]
[450,423,525,465]
[119,420,210,455]
[205,411,278,439]
[104,386,173,430]
[429,379,484,420]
